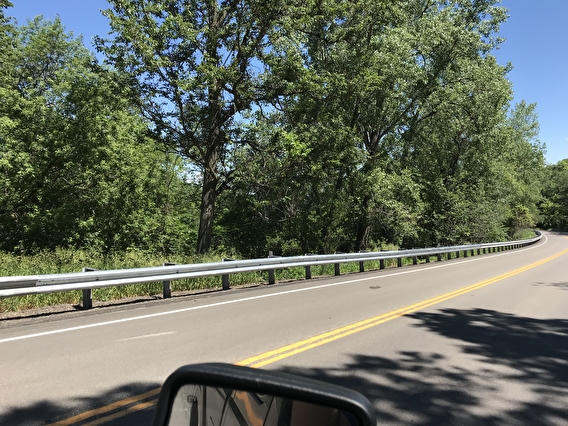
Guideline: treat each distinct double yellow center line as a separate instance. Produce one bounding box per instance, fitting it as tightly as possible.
[49,245,568,425]
[238,246,568,368]
[49,389,161,426]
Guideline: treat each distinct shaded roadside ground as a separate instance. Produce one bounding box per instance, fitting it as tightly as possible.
[0,382,159,426]
[278,308,568,425]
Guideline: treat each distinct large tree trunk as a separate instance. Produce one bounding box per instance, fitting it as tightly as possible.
[196,131,221,254]
[355,194,372,251]
[197,162,218,254]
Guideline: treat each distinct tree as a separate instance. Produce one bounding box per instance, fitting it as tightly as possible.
[97,0,311,253]
[539,159,568,230]
[242,0,512,249]
[495,101,545,237]
[0,15,170,252]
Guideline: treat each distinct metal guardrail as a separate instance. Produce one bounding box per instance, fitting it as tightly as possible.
[0,233,542,309]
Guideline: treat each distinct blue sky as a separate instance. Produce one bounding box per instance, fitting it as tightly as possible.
[7,0,568,164]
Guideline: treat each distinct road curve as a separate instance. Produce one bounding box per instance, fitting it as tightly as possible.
[1,231,567,425]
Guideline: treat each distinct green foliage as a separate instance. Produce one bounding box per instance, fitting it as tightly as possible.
[539,159,568,230]
[217,0,531,252]
[0,15,202,254]
[96,0,316,253]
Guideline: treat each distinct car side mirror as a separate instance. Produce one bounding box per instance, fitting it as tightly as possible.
[152,363,376,426]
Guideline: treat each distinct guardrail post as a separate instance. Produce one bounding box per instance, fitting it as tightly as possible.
[380,259,385,269]
[359,251,367,272]
[425,255,430,263]
[456,251,460,258]
[162,263,175,298]
[304,253,313,279]
[412,256,418,265]
[447,252,452,260]
[268,251,276,284]
[464,250,468,258]
[222,258,233,290]
[437,253,442,261]
[334,252,344,276]
[397,257,402,268]
[81,267,97,309]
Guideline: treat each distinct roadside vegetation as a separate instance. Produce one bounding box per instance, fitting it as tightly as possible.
[0,0,564,312]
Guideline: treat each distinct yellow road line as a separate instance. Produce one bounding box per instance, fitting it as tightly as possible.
[80,398,158,426]
[46,388,160,426]
[49,245,568,425]
[239,246,568,368]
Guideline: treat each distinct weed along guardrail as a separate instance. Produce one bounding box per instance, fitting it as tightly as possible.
[0,233,542,309]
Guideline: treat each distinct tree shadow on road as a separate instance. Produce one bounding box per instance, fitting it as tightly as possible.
[276,308,568,425]
[0,381,160,426]
[533,281,568,291]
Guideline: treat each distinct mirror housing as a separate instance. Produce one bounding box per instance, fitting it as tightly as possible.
[152,363,376,426]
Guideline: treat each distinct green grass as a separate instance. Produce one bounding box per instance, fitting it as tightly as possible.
[512,228,539,240]
[0,248,414,312]
[0,249,230,312]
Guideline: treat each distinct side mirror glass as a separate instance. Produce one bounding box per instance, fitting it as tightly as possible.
[152,363,376,426]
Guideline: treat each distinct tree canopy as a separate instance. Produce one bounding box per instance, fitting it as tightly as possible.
[0,1,557,258]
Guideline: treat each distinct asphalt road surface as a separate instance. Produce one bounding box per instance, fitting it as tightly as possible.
[1,231,567,425]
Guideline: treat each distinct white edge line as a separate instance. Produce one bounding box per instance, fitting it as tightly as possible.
[0,235,549,344]
[116,331,176,342]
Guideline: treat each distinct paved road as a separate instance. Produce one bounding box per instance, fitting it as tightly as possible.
[1,232,567,425]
